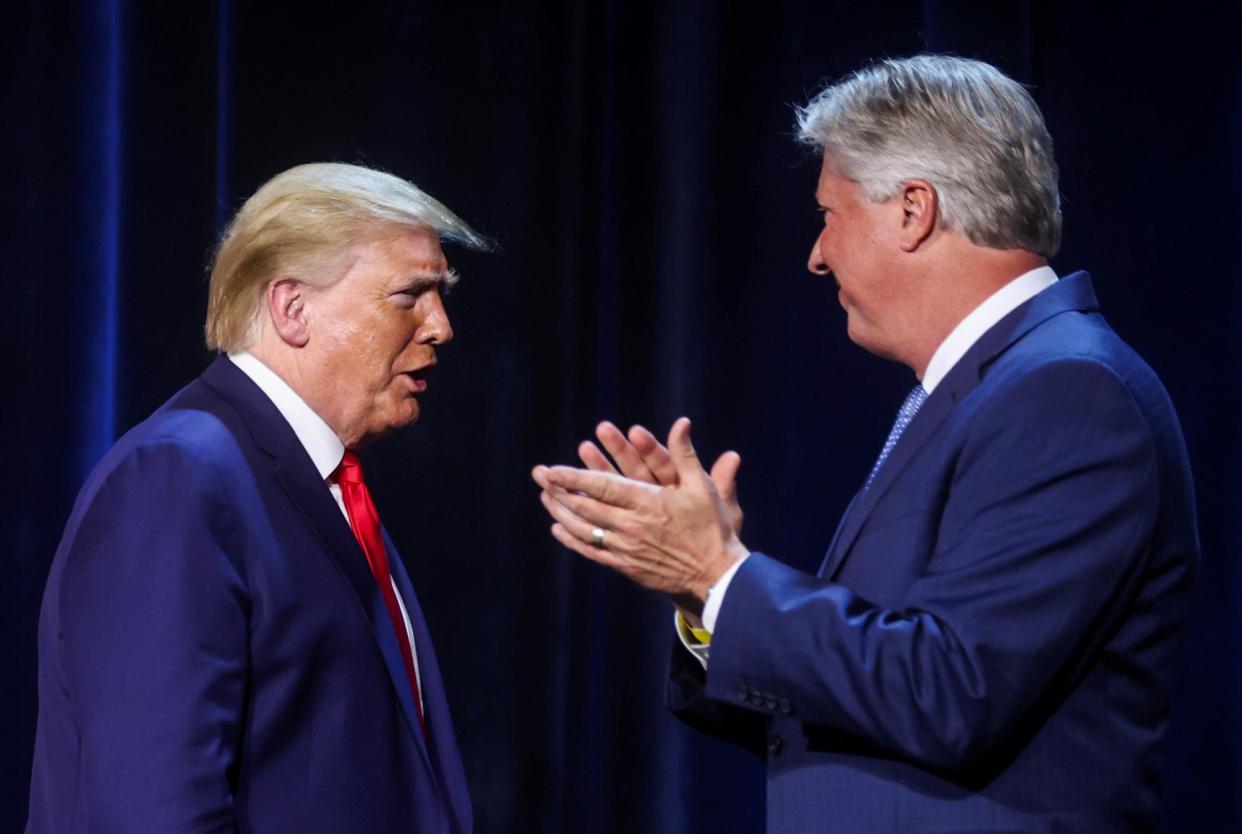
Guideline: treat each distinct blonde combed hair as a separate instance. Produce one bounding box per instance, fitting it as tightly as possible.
[205,162,487,352]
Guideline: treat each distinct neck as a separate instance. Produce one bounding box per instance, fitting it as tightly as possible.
[246,338,347,442]
[246,339,300,395]
[905,248,1046,378]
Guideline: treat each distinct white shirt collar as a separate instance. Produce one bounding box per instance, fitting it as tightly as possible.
[228,351,345,480]
[920,265,1058,394]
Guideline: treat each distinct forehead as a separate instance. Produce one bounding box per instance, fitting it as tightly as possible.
[815,156,857,202]
[347,226,448,286]
[372,226,446,270]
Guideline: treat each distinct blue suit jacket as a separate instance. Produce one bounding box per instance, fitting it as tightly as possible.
[669,273,1199,833]
[28,357,471,834]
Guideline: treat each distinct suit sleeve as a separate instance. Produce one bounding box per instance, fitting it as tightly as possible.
[666,637,768,758]
[58,438,248,833]
[700,359,1161,771]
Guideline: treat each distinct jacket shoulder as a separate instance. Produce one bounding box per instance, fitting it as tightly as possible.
[69,380,255,524]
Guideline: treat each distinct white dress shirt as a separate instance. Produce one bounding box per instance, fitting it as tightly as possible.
[680,266,1059,664]
[228,351,422,698]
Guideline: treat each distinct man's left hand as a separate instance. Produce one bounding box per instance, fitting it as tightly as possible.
[532,417,748,608]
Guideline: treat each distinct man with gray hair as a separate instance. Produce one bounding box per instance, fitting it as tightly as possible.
[28,163,486,833]
[534,55,1198,832]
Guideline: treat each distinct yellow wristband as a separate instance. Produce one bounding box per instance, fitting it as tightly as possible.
[677,610,713,645]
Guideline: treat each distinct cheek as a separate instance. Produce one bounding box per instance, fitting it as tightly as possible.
[318,317,370,365]
[343,312,399,365]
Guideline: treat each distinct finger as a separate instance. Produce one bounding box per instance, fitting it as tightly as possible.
[666,417,705,482]
[549,522,624,571]
[544,466,650,509]
[539,491,641,561]
[539,490,611,547]
[540,486,633,534]
[596,422,658,484]
[709,451,741,502]
[628,424,678,486]
[578,440,619,475]
[531,464,551,489]
[540,488,599,534]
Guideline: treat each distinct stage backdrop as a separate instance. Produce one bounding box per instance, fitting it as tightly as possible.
[3,2,1238,832]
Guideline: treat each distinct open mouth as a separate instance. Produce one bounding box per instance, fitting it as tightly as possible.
[402,367,432,393]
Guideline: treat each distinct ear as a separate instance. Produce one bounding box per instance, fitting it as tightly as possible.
[898,179,938,252]
[264,278,311,348]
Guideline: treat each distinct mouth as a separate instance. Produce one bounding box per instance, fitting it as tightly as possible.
[400,364,434,394]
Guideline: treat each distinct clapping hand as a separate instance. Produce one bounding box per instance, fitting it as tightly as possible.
[532,418,748,610]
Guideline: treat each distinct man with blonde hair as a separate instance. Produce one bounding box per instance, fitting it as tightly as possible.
[28,163,486,834]
[535,55,1198,832]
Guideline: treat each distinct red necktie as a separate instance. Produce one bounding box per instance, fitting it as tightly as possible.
[335,452,425,732]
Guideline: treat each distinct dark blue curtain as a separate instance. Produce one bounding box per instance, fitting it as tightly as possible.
[3,2,1238,831]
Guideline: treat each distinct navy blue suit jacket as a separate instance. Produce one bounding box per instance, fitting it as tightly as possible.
[28,357,471,834]
[669,273,1198,833]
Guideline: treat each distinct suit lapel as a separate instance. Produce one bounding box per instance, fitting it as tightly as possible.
[270,457,434,768]
[386,533,472,834]
[200,358,435,773]
[819,272,1102,579]
[816,489,861,577]
[819,388,957,578]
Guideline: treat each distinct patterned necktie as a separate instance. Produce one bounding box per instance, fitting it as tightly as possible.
[864,384,929,490]
[335,452,425,732]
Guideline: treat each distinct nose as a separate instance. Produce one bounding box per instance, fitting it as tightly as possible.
[807,230,830,276]
[418,291,454,345]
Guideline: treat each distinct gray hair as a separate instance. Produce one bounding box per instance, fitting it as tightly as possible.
[796,55,1061,257]
[206,162,488,352]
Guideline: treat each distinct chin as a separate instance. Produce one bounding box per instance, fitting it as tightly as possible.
[845,318,869,347]
[846,322,891,361]
[395,399,422,428]
[387,406,421,432]
[359,402,421,445]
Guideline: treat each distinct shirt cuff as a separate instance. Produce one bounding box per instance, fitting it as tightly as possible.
[701,554,748,633]
[675,610,712,669]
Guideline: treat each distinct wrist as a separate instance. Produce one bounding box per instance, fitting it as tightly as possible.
[690,538,748,602]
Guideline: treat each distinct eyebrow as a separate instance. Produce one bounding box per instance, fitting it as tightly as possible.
[396,268,460,293]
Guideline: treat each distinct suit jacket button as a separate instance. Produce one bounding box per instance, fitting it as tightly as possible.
[767,734,783,756]
[778,698,792,715]
[763,697,778,711]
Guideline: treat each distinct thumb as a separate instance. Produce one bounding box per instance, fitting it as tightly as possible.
[709,451,741,503]
[666,417,704,482]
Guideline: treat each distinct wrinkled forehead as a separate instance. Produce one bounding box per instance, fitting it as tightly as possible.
[368,224,449,271]
[317,225,454,293]
[362,225,453,284]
